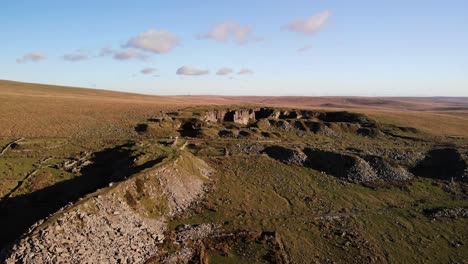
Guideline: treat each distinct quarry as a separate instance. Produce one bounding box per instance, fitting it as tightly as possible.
[1,105,466,263]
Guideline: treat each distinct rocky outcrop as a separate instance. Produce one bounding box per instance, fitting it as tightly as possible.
[304,121,339,137]
[304,149,377,183]
[255,108,280,119]
[179,118,206,137]
[202,110,227,123]
[361,155,413,182]
[412,148,467,182]
[270,120,294,131]
[317,111,376,126]
[224,109,255,125]
[423,207,468,219]
[279,110,302,119]
[1,152,213,264]
[255,118,271,130]
[303,149,414,183]
[263,146,307,166]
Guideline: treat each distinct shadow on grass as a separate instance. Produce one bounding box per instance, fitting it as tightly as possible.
[0,142,163,248]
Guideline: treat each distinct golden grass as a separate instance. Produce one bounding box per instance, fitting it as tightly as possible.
[1,80,467,137]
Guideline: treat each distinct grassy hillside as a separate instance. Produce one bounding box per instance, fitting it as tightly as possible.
[1,80,467,137]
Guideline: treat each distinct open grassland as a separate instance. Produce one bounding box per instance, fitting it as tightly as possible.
[0,80,467,263]
[172,156,467,263]
[1,80,467,138]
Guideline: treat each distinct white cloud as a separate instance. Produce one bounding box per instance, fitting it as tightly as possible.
[297,44,313,52]
[125,29,180,54]
[237,68,254,75]
[113,50,148,61]
[16,52,46,63]
[216,67,233,75]
[176,65,210,76]
[141,67,157,74]
[197,21,253,44]
[286,11,331,34]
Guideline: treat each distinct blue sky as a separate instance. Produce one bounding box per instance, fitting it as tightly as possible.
[1,0,467,96]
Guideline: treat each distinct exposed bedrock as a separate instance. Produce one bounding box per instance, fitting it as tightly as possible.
[200,108,377,125]
[202,110,227,123]
[1,152,214,264]
[152,107,407,139]
[255,108,280,119]
[411,148,467,182]
[224,109,256,125]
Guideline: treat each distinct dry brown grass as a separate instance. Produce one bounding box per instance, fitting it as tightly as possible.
[1,80,467,137]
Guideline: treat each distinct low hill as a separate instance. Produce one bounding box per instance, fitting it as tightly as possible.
[1,80,467,137]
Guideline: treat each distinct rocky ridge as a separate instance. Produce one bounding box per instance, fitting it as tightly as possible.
[1,151,213,263]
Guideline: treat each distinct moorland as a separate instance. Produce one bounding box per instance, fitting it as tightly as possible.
[0,80,466,263]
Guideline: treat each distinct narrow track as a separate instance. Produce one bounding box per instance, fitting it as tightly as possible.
[0,138,25,157]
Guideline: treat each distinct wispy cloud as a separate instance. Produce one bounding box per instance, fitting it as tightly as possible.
[113,50,148,61]
[125,29,180,54]
[197,21,256,44]
[141,67,157,74]
[297,44,313,52]
[216,67,233,75]
[99,46,115,57]
[62,51,89,61]
[98,46,149,61]
[16,52,46,63]
[176,65,210,76]
[237,68,254,75]
[286,11,331,34]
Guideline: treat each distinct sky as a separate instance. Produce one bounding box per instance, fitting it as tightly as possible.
[1,0,467,96]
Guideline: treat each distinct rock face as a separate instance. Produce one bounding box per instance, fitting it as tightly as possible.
[255,108,280,119]
[1,152,213,264]
[153,107,390,139]
[202,110,227,123]
[224,109,255,125]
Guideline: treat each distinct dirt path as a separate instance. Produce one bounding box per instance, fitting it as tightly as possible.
[0,138,24,157]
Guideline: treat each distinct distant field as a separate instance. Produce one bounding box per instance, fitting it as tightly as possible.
[1,80,467,138]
